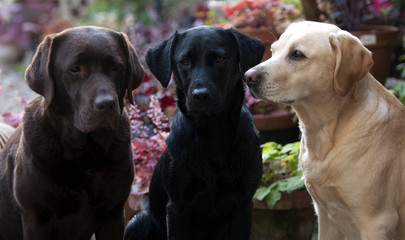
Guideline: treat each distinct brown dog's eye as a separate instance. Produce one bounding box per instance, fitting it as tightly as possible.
[215,56,225,63]
[70,65,81,73]
[290,50,306,60]
[181,59,191,66]
[111,65,121,71]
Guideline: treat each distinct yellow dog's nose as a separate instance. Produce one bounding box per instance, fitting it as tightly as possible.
[244,68,261,85]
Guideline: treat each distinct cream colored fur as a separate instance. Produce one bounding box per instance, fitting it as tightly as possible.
[246,21,405,239]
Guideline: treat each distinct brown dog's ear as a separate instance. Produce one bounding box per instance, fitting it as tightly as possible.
[227,28,265,77]
[25,34,55,108]
[145,31,178,88]
[329,31,373,96]
[119,32,144,104]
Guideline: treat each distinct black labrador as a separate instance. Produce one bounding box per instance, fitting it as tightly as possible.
[0,26,144,240]
[125,26,264,240]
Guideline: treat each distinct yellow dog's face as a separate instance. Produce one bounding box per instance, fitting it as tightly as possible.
[245,21,373,104]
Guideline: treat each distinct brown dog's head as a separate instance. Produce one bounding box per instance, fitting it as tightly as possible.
[25,26,144,132]
[244,21,373,105]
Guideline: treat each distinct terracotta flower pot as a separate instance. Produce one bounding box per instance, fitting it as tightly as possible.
[253,109,296,131]
[252,109,299,145]
[237,26,281,61]
[251,189,316,240]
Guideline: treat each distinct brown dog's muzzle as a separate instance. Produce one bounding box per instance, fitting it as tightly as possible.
[94,94,118,112]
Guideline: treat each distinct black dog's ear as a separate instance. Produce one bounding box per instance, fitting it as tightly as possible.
[25,34,55,109]
[119,32,145,104]
[227,28,265,77]
[145,31,178,88]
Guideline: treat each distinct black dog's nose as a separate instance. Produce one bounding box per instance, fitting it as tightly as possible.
[244,68,262,85]
[192,88,210,101]
[95,94,116,111]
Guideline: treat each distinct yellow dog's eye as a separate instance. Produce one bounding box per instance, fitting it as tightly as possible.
[290,50,306,60]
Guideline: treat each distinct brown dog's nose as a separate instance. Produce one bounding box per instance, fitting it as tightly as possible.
[244,68,261,85]
[95,94,116,111]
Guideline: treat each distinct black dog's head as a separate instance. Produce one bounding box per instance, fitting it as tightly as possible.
[25,26,144,132]
[146,26,264,116]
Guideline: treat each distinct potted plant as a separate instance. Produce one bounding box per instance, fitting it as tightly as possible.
[221,0,303,61]
[212,0,302,143]
[245,89,299,144]
[316,0,402,85]
[251,141,316,240]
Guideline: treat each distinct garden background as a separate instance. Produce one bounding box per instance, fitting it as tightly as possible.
[0,0,404,239]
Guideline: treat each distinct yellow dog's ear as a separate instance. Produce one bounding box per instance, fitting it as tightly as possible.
[329,31,373,96]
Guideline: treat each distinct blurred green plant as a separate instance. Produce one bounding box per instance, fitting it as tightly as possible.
[396,54,405,80]
[78,0,152,30]
[253,141,305,208]
[390,81,405,106]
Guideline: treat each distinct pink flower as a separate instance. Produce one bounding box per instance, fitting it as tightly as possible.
[370,0,392,15]
[2,112,24,128]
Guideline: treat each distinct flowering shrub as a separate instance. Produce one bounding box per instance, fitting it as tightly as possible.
[221,0,302,33]
[245,88,280,114]
[125,20,192,112]
[317,0,405,29]
[0,1,70,50]
[126,94,170,196]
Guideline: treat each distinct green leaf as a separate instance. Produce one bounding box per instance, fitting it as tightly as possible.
[283,176,305,193]
[254,186,271,201]
[265,189,281,208]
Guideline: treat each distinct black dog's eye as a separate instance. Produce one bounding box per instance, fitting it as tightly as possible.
[181,59,191,66]
[215,56,225,63]
[290,50,306,60]
[70,65,82,73]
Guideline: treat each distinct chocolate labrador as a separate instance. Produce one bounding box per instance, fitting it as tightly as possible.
[125,26,264,240]
[0,26,144,240]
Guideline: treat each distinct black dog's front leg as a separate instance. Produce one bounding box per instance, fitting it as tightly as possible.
[229,201,254,240]
[166,201,190,240]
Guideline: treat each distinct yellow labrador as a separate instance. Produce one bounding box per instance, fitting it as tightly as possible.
[245,21,405,239]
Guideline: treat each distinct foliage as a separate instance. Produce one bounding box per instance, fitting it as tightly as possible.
[253,141,305,208]
[221,0,303,33]
[396,54,405,80]
[0,1,70,49]
[316,0,405,30]
[245,88,282,114]
[126,94,170,196]
[390,81,405,106]
[76,0,152,31]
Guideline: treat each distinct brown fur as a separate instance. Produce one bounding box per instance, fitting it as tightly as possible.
[0,26,144,240]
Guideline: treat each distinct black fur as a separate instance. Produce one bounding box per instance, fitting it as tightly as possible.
[125,26,264,240]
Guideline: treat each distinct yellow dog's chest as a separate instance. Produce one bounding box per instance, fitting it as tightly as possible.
[301,151,362,236]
